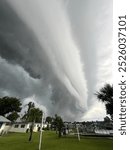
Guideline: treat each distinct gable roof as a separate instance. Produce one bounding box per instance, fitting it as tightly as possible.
[0,116,11,123]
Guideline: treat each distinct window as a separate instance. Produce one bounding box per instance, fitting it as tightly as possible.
[5,123,10,126]
[21,124,25,128]
[0,123,2,129]
[14,124,19,128]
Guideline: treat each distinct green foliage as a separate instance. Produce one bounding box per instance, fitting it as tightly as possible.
[46,116,52,130]
[95,84,113,120]
[53,114,64,137]
[7,112,20,122]
[104,116,111,123]
[22,102,43,122]
[0,96,22,121]
[22,102,43,141]
[0,96,22,115]
[46,116,52,124]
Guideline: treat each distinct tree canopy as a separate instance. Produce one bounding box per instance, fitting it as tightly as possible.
[95,84,113,120]
[46,116,52,124]
[22,102,43,141]
[22,102,43,123]
[53,114,64,137]
[0,96,22,121]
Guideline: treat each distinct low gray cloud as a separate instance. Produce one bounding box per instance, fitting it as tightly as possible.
[0,0,112,121]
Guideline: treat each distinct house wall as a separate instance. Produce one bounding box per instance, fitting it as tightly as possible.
[33,123,47,132]
[0,123,11,135]
[9,123,47,133]
[9,123,29,133]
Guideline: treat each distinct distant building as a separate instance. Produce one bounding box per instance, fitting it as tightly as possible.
[0,116,11,135]
[64,121,113,136]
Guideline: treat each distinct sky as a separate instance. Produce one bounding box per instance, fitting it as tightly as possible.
[0,0,112,121]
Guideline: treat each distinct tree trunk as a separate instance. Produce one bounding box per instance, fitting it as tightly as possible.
[28,128,33,141]
[58,128,62,137]
[28,122,34,141]
[56,127,58,134]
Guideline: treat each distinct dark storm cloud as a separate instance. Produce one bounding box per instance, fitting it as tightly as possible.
[0,0,89,120]
[0,0,56,112]
[0,0,112,120]
[0,0,50,79]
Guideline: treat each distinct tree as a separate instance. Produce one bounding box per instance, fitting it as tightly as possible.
[46,116,52,124]
[54,114,64,137]
[22,102,35,122]
[46,116,52,130]
[95,84,113,120]
[104,116,111,123]
[7,112,20,122]
[22,102,43,141]
[0,96,22,121]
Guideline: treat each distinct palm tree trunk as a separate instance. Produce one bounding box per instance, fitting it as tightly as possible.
[28,122,34,141]
[28,128,33,141]
[58,128,62,137]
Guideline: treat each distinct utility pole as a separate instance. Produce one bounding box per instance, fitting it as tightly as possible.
[39,112,44,150]
[76,124,80,141]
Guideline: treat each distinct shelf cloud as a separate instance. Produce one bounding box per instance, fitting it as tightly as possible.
[0,0,112,121]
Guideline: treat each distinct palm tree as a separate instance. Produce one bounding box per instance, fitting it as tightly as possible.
[22,102,43,141]
[28,107,43,141]
[22,102,35,121]
[95,84,113,120]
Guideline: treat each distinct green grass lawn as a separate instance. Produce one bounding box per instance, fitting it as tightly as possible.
[0,131,112,150]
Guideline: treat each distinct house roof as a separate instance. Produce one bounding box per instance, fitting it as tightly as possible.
[0,116,11,123]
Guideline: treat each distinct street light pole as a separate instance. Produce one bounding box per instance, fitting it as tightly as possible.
[39,112,44,150]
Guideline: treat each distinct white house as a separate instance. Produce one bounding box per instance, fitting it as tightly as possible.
[0,116,11,135]
[9,122,47,133]
[0,116,47,134]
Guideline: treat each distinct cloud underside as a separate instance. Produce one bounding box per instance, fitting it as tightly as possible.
[0,0,112,121]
